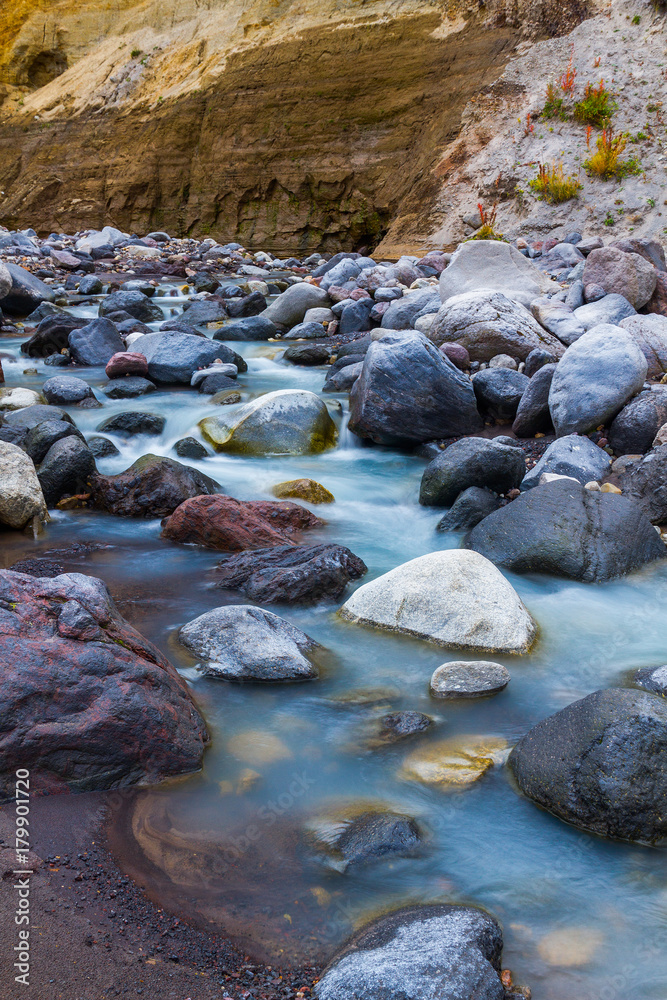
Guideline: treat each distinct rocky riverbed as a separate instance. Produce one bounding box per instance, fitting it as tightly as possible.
[1,224,667,998]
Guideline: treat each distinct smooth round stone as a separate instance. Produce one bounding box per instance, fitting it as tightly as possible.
[488,353,517,369]
[271,478,334,503]
[102,377,156,399]
[87,436,120,458]
[439,342,469,370]
[429,660,510,699]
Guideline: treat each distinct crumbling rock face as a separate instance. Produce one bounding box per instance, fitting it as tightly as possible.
[0,0,590,252]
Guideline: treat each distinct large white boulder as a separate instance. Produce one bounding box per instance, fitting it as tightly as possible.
[439,240,556,308]
[339,549,536,654]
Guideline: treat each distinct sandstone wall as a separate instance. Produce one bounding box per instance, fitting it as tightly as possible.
[0,0,590,253]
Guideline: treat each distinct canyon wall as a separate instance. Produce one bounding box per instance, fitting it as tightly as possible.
[0,0,590,253]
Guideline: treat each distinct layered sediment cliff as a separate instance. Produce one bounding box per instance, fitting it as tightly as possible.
[0,0,590,252]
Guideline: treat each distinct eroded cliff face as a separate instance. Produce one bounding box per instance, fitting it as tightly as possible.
[0,0,589,252]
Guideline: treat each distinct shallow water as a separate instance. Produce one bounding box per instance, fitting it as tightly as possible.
[2,287,667,996]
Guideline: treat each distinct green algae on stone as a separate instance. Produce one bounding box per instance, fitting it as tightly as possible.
[199,389,337,455]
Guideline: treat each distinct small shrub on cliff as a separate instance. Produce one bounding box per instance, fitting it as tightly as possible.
[542,82,568,120]
[528,162,582,203]
[585,128,642,179]
[574,81,616,127]
[469,203,504,241]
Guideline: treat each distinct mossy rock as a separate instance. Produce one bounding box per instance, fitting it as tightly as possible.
[200,389,337,456]
[272,478,335,503]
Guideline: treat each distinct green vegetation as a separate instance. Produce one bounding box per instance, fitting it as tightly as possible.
[528,162,582,203]
[542,82,567,120]
[573,80,616,127]
[468,203,504,241]
[585,128,641,179]
[131,49,142,59]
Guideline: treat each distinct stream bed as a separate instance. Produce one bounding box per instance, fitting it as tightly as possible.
[2,281,666,999]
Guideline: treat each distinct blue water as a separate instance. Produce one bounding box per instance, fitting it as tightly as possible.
[2,285,667,997]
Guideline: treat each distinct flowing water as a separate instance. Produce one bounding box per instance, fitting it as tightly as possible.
[2,282,667,998]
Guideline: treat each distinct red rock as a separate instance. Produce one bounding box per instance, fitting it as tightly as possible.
[440,342,470,370]
[50,249,86,271]
[161,494,322,550]
[349,288,371,301]
[0,569,209,800]
[105,351,149,378]
[328,285,356,303]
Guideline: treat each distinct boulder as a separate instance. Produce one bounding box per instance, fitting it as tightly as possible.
[430,660,510,699]
[0,569,208,800]
[439,240,556,308]
[0,387,45,411]
[306,810,421,871]
[530,298,585,346]
[521,434,611,490]
[272,478,335,503]
[37,437,96,508]
[41,375,98,407]
[226,290,268,317]
[88,455,219,517]
[161,494,321,550]
[609,237,666,272]
[436,486,502,532]
[380,289,440,330]
[339,300,374,335]
[130,331,245,384]
[548,325,647,436]
[634,663,667,696]
[178,605,319,681]
[508,688,667,844]
[512,364,556,437]
[324,362,363,392]
[180,299,228,326]
[472,368,529,420]
[430,290,564,362]
[349,330,482,446]
[200,389,337,455]
[466,478,665,581]
[262,282,329,327]
[339,549,536,654]
[21,314,86,358]
[96,411,165,437]
[608,389,667,455]
[87,436,119,458]
[0,263,55,315]
[23,419,84,465]
[102,376,156,399]
[0,261,11,300]
[378,712,432,741]
[99,290,164,323]
[69,318,125,366]
[283,343,331,366]
[173,437,209,460]
[524,347,557,377]
[212,315,277,340]
[316,904,506,1000]
[419,437,525,507]
[2,403,71,429]
[620,444,667,522]
[582,247,657,309]
[214,543,367,602]
[0,442,47,529]
[105,352,149,378]
[573,293,636,331]
[619,314,667,378]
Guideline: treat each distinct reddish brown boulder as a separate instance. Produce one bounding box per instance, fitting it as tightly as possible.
[648,272,667,317]
[161,494,322,550]
[105,351,150,378]
[0,569,209,801]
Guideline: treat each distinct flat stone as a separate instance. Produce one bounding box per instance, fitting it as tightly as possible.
[430,660,510,699]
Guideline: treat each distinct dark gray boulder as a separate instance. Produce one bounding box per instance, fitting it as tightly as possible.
[339,299,374,335]
[212,315,276,340]
[38,437,96,507]
[315,904,506,1000]
[436,486,502,532]
[24,419,84,465]
[99,290,164,323]
[309,811,422,871]
[0,263,55,315]
[96,412,165,437]
[68,318,125,366]
[283,343,331,366]
[608,389,667,455]
[88,454,219,517]
[524,347,557,378]
[102,377,156,399]
[3,404,72,429]
[521,434,611,490]
[226,290,267,317]
[131,331,246,384]
[472,368,529,421]
[214,543,367,603]
[420,437,525,507]
[21,314,87,358]
[87,436,120,458]
[180,299,228,326]
[41,375,97,407]
[508,687,667,844]
[174,437,209,459]
[512,364,556,437]
[466,478,665,581]
[349,331,482,447]
[380,288,441,329]
[282,321,328,340]
[620,444,667,522]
